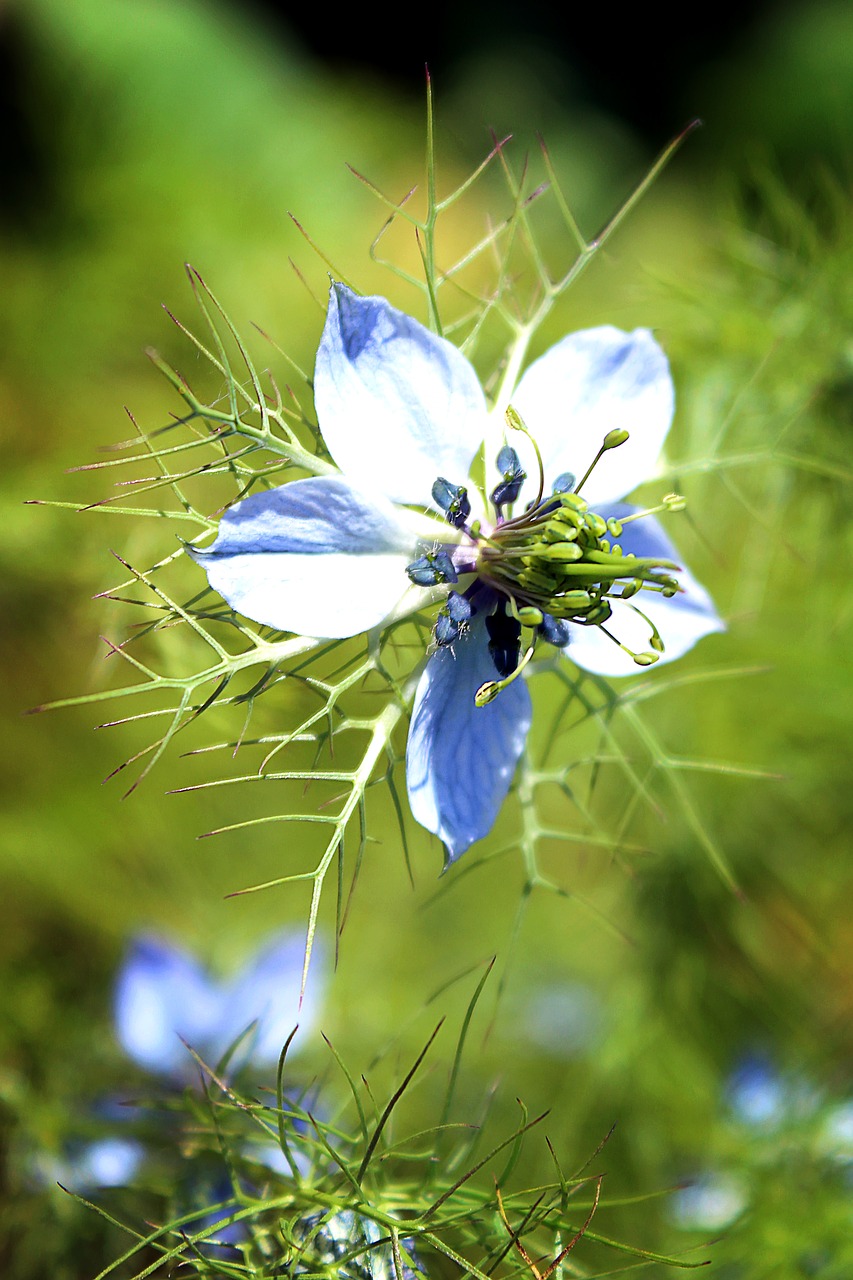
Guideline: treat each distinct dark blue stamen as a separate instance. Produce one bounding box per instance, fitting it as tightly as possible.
[406,549,458,587]
[490,445,527,509]
[538,613,571,647]
[485,607,521,678]
[552,472,576,494]
[432,476,471,528]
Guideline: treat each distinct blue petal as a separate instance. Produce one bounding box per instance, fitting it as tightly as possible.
[72,1138,145,1190]
[511,326,674,508]
[191,476,416,638]
[219,933,323,1064]
[406,615,532,864]
[563,507,724,677]
[114,936,222,1076]
[314,284,488,506]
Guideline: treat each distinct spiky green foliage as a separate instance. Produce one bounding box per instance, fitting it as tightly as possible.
[72,979,708,1280]
[29,100,755,1000]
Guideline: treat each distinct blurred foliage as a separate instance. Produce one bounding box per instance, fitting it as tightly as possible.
[3,0,853,1276]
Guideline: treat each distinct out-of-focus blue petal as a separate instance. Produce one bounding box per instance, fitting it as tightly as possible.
[406,615,532,864]
[114,937,222,1076]
[219,933,322,1065]
[511,326,674,508]
[314,284,488,506]
[73,1138,145,1190]
[191,476,416,637]
[728,1054,786,1126]
[670,1174,747,1231]
[563,506,724,677]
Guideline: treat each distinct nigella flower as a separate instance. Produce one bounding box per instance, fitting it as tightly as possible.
[193,285,723,864]
[114,932,322,1078]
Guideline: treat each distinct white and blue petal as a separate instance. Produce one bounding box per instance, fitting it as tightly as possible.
[563,506,724,678]
[219,933,321,1064]
[314,284,489,507]
[114,937,223,1076]
[191,476,417,638]
[511,326,674,508]
[406,614,532,864]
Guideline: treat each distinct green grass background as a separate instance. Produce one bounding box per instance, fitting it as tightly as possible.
[3,0,853,1275]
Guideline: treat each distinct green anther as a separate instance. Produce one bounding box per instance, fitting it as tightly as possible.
[475,642,536,707]
[517,606,544,626]
[584,512,607,538]
[619,580,642,599]
[632,652,659,666]
[505,405,525,433]
[538,542,583,562]
[603,428,630,449]
[580,601,612,626]
[663,493,687,511]
[558,492,588,513]
[606,517,623,536]
[543,520,578,542]
[558,590,594,611]
[518,569,560,593]
[474,681,500,707]
[651,634,665,652]
[583,549,636,567]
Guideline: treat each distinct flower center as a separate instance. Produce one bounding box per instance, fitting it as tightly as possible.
[405,410,687,695]
[476,488,680,628]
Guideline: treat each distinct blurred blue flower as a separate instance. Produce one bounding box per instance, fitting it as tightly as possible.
[30,1135,146,1194]
[194,285,722,864]
[670,1174,747,1232]
[727,1053,786,1127]
[114,932,322,1078]
[294,1210,425,1280]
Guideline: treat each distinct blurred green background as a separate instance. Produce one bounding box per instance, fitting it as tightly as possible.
[3,0,853,1275]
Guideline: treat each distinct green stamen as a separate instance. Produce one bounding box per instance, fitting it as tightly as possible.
[475,643,536,707]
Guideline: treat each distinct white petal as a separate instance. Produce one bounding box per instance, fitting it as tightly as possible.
[406,614,532,864]
[563,509,724,677]
[192,476,416,638]
[314,284,488,506]
[511,326,674,507]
